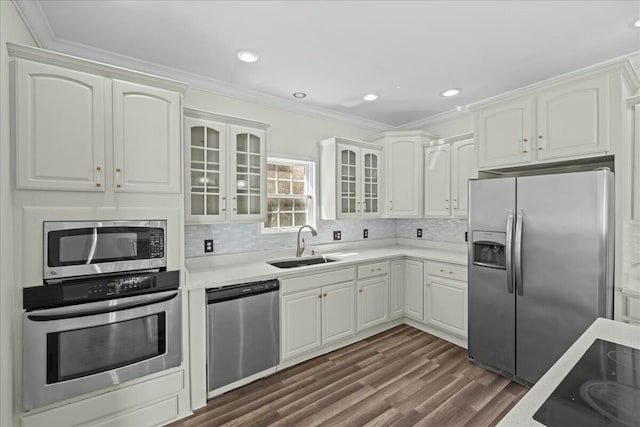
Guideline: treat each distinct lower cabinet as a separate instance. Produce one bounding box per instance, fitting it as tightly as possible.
[357,276,389,331]
[424,276,468,337]
[404,259,424,320]
[389,259,404,319]
[281,281,355,360]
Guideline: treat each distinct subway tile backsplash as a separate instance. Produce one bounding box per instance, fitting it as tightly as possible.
[185,218,468,257]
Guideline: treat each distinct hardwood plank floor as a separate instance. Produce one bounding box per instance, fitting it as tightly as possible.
[169,325,527,427]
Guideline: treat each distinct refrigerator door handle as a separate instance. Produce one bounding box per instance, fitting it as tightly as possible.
[506,210,514,294]
[515,210,524,296]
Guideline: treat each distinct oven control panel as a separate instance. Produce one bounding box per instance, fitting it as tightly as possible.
[93,276,154,297]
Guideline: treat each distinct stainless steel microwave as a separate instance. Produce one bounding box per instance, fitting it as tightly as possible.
[43,220,166,282]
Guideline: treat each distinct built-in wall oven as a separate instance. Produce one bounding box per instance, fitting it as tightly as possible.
[23,219,180,412]
[23,270,181,411]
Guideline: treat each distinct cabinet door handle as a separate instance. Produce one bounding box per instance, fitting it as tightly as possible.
[95,166,102,188]
[232,196,237,211]
[522,138,529,153]
[221,197,226,212]
[115,168,122,188]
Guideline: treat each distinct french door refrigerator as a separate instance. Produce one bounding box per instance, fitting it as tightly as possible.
[467,170,614,386]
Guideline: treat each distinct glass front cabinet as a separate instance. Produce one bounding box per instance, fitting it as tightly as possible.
[319,137,383,220]
[184,109,268,223]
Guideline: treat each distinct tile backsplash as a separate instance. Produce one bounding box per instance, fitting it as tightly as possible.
[185,218,468,257]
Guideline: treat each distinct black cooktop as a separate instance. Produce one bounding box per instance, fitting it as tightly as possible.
[533,339,640,427]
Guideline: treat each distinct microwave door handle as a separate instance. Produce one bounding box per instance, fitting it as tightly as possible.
[505,210,514,294]
[26,290,178,321]
[86,227,98,264]
[514,210,524,296]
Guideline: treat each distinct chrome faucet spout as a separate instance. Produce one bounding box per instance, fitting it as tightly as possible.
[296,225,318,257]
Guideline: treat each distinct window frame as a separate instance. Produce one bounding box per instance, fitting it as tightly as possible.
[260,157,316,234]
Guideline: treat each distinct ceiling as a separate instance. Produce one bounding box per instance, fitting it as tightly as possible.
[14,0,640,128]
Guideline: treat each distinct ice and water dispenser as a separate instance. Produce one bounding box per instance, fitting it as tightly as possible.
[472,231,507,269]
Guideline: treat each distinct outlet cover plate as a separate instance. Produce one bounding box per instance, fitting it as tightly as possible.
[204,239,214,253]
[363,229,368,239]
[333,231,342,241]
[416,228,423,238]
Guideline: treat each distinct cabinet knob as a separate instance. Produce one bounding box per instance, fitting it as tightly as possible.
[523,150,528,153]
[318,294,322,299]
[523,138,528,142]
[323,293,327,297]
[359,289,363,293]
[96,166,101,171]
[426,282,431,287]
[96,183,101,188]
[538,147,544,151]
[538,135,543,139]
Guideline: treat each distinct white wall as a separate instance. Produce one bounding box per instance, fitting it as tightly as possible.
[185,88,380,161]
[424,112,473,139]
[0,2,37,425]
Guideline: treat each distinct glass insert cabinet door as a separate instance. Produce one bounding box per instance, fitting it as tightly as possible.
[338,146,359,217]
[361,149,380,216]
[185,118,226,221]
[229,125,266,220]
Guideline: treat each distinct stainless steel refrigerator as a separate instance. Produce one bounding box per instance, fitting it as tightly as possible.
[467,170,614,386]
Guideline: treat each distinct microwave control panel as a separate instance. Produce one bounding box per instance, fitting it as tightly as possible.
[149,228,165,259]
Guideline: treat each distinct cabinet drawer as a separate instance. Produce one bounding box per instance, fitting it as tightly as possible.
[357,261,389,280]
[92,395,179,427]
[426,261,467,282]
[281,268,355,295]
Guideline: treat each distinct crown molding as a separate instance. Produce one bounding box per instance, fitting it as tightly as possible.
[11,0,391,132]
[393,107,471,131]
[364,129,439,142]
[469,53,640,111]
[183,107,270,130]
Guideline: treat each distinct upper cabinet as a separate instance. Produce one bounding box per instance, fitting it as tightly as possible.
[9,43,187,193]
[184,109,268,224]
[319,137,383,220]
[424,137,475,218]
[473,61,639,170]
[366,131,437,218]
[112,80,181,193]
[14,60,106,191]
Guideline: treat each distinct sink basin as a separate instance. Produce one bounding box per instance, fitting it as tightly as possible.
[267,256,338,269]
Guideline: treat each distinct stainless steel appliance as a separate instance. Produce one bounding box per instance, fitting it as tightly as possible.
[468,170,614,385]
[23,270,181,411]
[207,279,279,391]
[44,220,166,282]
[533,339,639,426]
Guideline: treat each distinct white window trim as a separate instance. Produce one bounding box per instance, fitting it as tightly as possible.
[260,157,316,234]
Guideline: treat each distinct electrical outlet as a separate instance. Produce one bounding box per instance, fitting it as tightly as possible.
[204,239,214,253]
[416,228,423,238]
[333,230,342,241]
[363,229,368,239]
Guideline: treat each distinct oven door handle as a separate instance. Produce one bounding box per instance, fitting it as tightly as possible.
[26,290,179,321]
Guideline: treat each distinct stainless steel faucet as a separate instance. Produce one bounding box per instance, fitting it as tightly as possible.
[296,224,318,257]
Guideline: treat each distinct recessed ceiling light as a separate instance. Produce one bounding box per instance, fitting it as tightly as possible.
[456,106,463,112]
[363,93,378,101]
[440,88,462,97]
[293,92,307,99]
[635,18,640,28]
[237,50,258,63]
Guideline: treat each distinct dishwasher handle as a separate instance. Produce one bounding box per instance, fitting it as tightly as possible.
[207,279,279,304]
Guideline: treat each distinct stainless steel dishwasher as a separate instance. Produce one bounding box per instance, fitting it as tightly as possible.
[206,279,279,391]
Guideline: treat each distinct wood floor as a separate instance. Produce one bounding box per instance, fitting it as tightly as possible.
[170,325,527,427]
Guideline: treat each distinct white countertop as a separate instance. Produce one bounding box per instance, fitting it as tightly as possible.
[498,318,640,426]
[185,239,467,290]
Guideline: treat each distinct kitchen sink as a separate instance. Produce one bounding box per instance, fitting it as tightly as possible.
[267,256,338,269]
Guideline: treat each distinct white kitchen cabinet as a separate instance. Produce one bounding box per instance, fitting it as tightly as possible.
[319,137,383,220]
[535,75,609,160]
[450,138,476,217]
[473,65,634,170]
[281,268,356,360]
[424,277,467,337]
[10,44,187,194]
[281,288,323,359]
[389,259,404,319]
[14,59,106,191]
[404,259,424,320]
[476,97,533,169]
[630,96,640,222]
[424,144,451,217]
[322,282,356,344]
[365,131,437,218]
[425,261,468,338]
[357,276,389,331]
[184,109,269,223]
[112,80,182,193]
